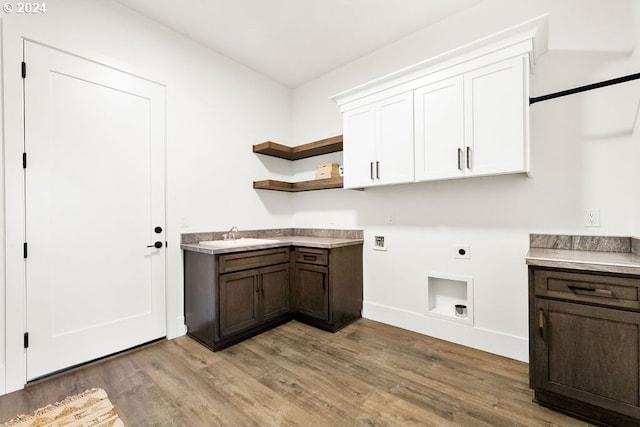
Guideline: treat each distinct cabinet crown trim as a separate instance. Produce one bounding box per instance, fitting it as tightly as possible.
[330,14,548,107]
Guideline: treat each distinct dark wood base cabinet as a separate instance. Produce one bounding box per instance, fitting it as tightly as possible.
[184,244,363,351]
[529,267,640,426]
[219,263,290,338]
[293,245,364,332]
[184,248,292,351]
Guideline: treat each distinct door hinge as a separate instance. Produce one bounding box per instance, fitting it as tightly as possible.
[23,152,27,168]
[21,61,26,79]
[24,332,29,348]
[23,242,28,258]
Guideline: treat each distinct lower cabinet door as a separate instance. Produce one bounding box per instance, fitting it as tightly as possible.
[534,298,640,418]
[295,263,329,322]
[219,269,259,337]
[260,264,290,321]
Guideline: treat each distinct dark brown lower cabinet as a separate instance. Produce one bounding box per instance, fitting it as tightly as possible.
[529,267,640,426]
[185,248,291,351]
[295,263,329,322]
[294,245,363,332]
[219,263,290,338]
[185,243,363,351]
[260,264,291,321]
[219,269,260,337]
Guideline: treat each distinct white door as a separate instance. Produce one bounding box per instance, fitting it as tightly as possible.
[376,92,414,185]
[414,76,464,181]
[24,41,166,380]
[343,105,376,189]
[464,55,526,176]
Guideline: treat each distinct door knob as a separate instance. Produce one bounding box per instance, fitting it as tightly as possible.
[154,226,163,234]
[147,241,163,249]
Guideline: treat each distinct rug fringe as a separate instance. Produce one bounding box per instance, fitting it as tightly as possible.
[1,388,115,427]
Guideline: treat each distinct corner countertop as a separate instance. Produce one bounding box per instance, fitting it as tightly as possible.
[526,248,640,275]
[180,228,364,255]
[526,234,640,275]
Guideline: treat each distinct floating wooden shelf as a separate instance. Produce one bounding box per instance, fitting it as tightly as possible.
[253,177,343,192]
[253,135,343,160]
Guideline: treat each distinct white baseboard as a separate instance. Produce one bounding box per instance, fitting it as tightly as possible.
[363,301,529,362]
[0,364,6,396]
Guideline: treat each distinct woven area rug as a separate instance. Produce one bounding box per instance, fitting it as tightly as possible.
[1,388,124,427]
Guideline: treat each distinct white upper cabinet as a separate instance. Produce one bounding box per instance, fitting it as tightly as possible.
[332,15,547,188]
[375,93,414,186]
[415,55,528,181]
[343,104,376,188]
[464,56,526,177]
[343,92,413,188]
[414,75,465,181]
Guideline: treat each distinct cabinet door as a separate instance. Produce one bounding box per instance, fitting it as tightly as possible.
[219,270,259,337]
[259,264,290,321]
[414,76,464,181]
[464,55,526,176]
[376,92,414,185]
[534,298,640,418]
[295,263,329,322]
[343,104,376,189]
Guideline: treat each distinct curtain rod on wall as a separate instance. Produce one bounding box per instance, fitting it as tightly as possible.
[529,72,640,105]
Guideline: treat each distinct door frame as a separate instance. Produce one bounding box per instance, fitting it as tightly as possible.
[2,31,169,393]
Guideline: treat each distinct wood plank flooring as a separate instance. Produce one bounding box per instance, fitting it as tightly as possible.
[0,319,589,426]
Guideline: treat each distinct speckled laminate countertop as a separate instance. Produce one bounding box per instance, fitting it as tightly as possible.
[180,228,364,255]
[526,234,640,275]
[526,248,640,275]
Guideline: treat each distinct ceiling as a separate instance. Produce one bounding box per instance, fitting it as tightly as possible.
[113,0,483,88]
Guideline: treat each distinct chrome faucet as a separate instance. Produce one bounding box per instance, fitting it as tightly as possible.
[224,226,239,240]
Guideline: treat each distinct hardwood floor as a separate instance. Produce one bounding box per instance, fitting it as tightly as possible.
[0,319,589,426]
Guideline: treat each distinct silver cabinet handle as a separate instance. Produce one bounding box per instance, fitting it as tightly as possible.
[457,148,463,171]
[376,161,380,180]
[370,162,374,180]
[568,285,613,297]
[466,147,472,170]
[538,308,544,338]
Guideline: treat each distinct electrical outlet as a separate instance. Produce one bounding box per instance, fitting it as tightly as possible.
[455,244,470,259]
[373,235,387,251]
[585,209,600,227]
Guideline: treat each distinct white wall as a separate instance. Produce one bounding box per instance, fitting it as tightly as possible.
[0,18,5,395]
[633,0,640,238]
[1,0,293,394]
[290,0,639,361]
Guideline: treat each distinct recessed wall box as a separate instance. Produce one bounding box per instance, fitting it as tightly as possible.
[373,235,387,251]
[425,272,474,326]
